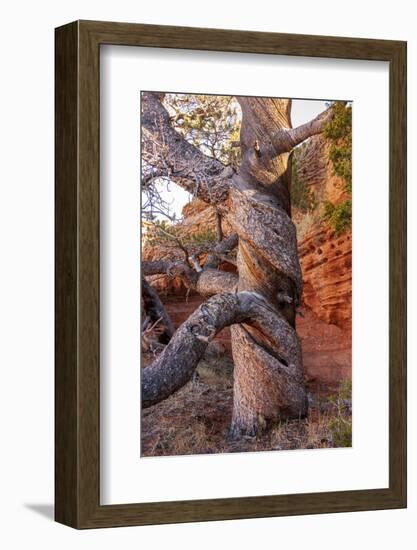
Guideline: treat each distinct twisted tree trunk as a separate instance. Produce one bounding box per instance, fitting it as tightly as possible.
[226,98,307,436]
[141,92,334,438]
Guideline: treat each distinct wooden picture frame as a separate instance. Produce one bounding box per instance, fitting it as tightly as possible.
[55,20,407,528]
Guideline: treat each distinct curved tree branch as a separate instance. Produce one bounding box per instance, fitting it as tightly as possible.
[196,269,238,296]
[142,260,177,276]
[141,92,234,204]
[143,260,238,297]
[142,293,247,407]
[142,233,239,296]
[143,260,198,288]
[235,97,334,201]
[204,233,239,268]
[141,96,310,436]
[142,291,301,409]
[269,106,334,154]
[141,168,166,187]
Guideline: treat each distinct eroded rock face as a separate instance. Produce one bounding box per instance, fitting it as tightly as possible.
[293,135,352,331]
[180,199,234,240]
[294,135,349,205]
[299,226,352,331]
[181,198,213,218]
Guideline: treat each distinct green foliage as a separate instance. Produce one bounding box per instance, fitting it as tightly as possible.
[185,229,217,246]
[324,102,352,195]
[164,94,241,167]
[316,103,353,235]
[322,199,352,235]
[329,145,352,194]
[339,379,352,401]
[146,220,217,254]
[328,416,352,448]
[291,161,317,213]
[327,379,352,448]
[324,102,352,141]
[147,219,175,237]
[145,220,177,247]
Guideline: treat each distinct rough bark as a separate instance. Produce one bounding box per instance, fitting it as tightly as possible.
[141,93,334,437]
[142,292,246,407]
[196,269,238,297]
[142,291,303,410]
[143,261,237,298]
[204,233,238,268]
[224,97,309,436]
[141,92,234,204]
[215,209,223,242]
[143,234,239,295]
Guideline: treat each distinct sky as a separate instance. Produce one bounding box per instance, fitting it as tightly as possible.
[143,98,328,220]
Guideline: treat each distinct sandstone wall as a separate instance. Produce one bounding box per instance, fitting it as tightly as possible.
[299,226,352,332]
[294,135,352,332]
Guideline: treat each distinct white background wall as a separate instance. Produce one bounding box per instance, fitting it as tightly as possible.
[0,0,415,547]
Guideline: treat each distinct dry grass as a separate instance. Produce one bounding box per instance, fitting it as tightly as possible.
[141,353,352,457]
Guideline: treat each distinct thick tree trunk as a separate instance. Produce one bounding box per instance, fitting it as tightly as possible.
[227,98,308,437]
[141,93,335,438]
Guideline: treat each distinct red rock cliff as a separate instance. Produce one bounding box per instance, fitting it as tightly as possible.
[293,134,352,332]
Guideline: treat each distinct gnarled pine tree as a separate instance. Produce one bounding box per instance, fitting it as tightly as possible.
[141,92,334,438]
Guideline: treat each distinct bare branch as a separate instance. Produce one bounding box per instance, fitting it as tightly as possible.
[142,260,177,276]
[150,222,191,265]
[215,209,223,242]
[141,92,234,204]
[196,269,237,296]
[141,166,178,221]
[142,291,302,408]
[143,260,199,289]
[204,233,239,269]
[143,260,237,297]
[271,106,334,154]
[189,255,203,273]
[141,168,166,187]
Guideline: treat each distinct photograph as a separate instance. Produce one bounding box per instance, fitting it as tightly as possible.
[140,91,353,457]
[0,0,410,540]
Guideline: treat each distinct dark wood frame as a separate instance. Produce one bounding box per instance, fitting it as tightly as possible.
[55,20,407,529]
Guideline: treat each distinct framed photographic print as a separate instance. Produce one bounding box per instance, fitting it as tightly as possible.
[55,20,407,528]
